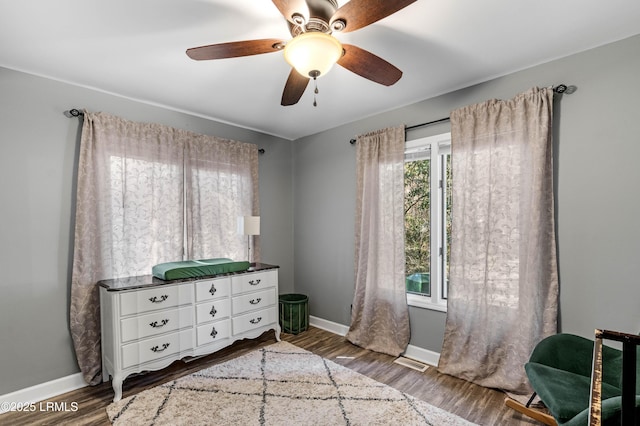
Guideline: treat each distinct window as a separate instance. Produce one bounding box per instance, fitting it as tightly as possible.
[104,140,257,278]
[404,133,451,311]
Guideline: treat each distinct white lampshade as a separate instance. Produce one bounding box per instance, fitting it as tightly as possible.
[284,32,343,78]
[238,216,260,236]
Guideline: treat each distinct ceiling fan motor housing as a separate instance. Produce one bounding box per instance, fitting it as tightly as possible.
[289,0,341,36]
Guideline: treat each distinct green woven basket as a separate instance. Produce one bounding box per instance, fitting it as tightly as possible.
[278,294,309,335]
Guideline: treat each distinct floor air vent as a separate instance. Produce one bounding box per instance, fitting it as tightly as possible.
[393,356,429,372]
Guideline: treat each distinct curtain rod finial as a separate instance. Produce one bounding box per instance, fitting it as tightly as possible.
[553,84,576,94]
[65,108,84,118]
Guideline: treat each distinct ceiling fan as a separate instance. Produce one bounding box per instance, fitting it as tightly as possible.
[186,0,417,106]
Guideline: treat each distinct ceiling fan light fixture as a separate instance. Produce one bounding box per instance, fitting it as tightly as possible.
[283,32,343,78]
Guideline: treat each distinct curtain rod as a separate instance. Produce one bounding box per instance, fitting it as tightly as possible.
[349,83,575,145]
[65,108,266,154]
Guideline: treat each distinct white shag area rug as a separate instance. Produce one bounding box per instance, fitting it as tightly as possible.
[107,341,476,425]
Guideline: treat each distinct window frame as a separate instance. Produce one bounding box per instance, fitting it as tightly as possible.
[405,132,451,312]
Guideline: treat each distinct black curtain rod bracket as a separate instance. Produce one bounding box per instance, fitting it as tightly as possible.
[349,83,574,145]
[65,108,265,154]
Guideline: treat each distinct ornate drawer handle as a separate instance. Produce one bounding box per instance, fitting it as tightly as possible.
[249,298,262,305]
[151,343,170,353]
[249,317,262,324]
[210,306,217,317]
[149,319,169,328]
[149,295,169,303]
[209,284,217,295]
[248,279,261,286]
[210,327,218,338]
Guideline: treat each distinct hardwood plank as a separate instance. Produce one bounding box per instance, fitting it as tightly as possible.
[0,327,541,425]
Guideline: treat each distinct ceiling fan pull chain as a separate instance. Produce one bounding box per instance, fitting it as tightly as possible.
[313,77,318,107]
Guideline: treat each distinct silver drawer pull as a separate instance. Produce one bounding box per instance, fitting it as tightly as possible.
[149,295,169,303]
[210,306,217,317]
[210,327,218,338]
[209,284,217,295]
[248,279,261,286]
[149,319,169,328]
[151,343,170,353]
[249,298,262,305]
[249,317,262,324]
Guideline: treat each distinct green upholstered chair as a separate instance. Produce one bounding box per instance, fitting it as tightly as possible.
[506,331,640,426]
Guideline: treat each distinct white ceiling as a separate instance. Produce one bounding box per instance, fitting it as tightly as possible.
[2,0,640,140]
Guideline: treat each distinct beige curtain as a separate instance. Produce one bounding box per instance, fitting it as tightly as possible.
[438,87,559,394]
[70,111,259,385]
[346,126,410,357]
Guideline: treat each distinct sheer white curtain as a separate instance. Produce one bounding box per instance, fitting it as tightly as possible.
[346,126,410,357]
[185,134,259,261]
[70,111,259,385]
[438,87,559,394]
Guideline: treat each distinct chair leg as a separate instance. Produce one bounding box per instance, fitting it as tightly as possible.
[504,397,558,426]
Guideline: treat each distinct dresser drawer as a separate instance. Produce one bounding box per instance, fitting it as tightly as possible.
[119,285,193,316]
[196,319,231,347]
[194,278,230,302]
[195,300,231,324]
[232,306,277,335]
[232,288,276,315]
[121,329,193,369]
[231,270,277,295]
[120,306,193,343]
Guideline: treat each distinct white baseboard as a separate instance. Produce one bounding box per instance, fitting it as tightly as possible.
[403,344,440,367]
[0,373,87,414]
[309,315,350,336]
[308,315,440,367]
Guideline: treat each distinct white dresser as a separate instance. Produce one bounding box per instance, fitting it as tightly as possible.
[99,264,280,401]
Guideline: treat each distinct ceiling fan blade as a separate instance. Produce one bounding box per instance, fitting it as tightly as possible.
[337,44,402,86]
[272,0,308,24]
[331,0,417,33]
[281,68,309,106]
[186,39,284,60]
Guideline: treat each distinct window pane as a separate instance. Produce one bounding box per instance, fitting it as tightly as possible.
[404,159,430,296]
[442,153,452,300]
[109,155,184,278]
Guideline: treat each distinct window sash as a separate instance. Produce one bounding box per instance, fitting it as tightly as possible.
[405,133,451,311]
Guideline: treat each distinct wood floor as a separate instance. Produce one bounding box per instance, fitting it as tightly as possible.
[0,327,541,425]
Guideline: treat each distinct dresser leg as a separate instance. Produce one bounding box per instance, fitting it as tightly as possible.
[112,375,123,402]
[275,324,282,342]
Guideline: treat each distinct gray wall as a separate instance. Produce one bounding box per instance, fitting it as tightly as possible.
[293,34,640,352]
[0,68,294,395]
